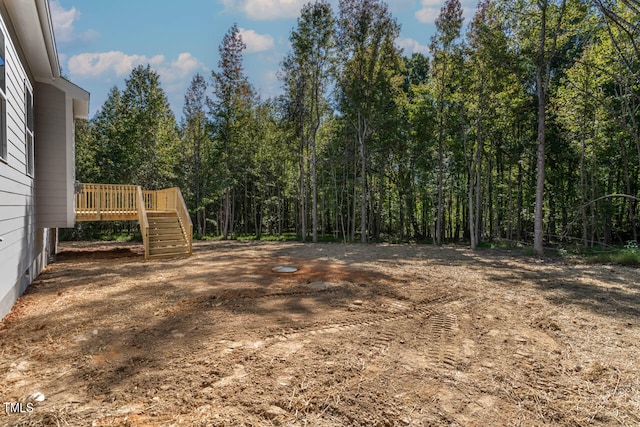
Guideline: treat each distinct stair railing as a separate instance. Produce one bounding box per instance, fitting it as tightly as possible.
[136,186,150,259]
[174,187,193,255]
[147,187,193,255]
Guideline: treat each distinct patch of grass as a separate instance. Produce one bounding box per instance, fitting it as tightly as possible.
[195,234,223,241]
[581,241,640,266]
[112,232,139,242]
[585,250,640,266]
[195,233,343,242]
[476,240,524,250]
[259,233,299,242]
[60,221,141,242]
[206,233,301,242]
[478,241,513,250]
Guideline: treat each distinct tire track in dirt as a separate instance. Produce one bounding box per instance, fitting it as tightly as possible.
[265,293,460,341]
[421,311,461,370]
[187,284,350,307]
[214,292,462,358]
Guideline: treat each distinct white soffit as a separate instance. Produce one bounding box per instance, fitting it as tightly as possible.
[5,0,59,81]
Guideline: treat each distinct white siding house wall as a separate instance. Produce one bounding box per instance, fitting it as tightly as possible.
[0,11,50,319]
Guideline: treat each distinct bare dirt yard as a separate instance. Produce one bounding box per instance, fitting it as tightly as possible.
[1,241,639,426]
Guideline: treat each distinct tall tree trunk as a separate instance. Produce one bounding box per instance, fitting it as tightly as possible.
[351,151,358,242]
[534,93,546,253]
[311,136,318,243]
[223,187,231,239]
[437,104,445,245]
[359,114,368,243]
[469,82,484,249]
[533,0,549,255]
[533,0,566,254]
[311,74,321,243]
[620,141,637,242]
[517,161,524,242]
[580,117,588,246]
[300,140,307,241]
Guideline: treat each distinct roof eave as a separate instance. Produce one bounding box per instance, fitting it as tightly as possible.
[35,0,61,79]
[53,77,90,119]
[4,0,59,80]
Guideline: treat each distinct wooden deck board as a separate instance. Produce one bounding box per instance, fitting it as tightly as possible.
[76,211,138,221]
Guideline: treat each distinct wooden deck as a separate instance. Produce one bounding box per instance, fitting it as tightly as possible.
[75,183,192,259]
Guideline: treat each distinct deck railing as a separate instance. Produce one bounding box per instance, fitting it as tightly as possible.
[75,184,139,221]
[143,190,157,211]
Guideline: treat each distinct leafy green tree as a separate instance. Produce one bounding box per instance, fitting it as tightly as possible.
[336,0,402,242]
[120,65,180,189]
[181,73,211,236]
[281,0,335,242]
[429,0,464,245]
[72,0,640,249]
[91,86,126,184]
[463,0,516,248]
[74,118,98,183]
[403,54,435,240]
[209,24,254,239]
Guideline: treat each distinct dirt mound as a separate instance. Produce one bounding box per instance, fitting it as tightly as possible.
[55,243,143,261]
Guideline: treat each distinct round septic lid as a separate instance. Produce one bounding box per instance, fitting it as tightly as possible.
[272,266,298,273]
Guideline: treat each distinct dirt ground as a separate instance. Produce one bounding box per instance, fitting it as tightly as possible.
[1,241,639,426]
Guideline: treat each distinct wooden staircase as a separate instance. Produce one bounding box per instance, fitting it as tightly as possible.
[75,184,193,259]
[147,211,190,257]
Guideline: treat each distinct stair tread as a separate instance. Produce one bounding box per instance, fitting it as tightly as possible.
[150,241,187,247]
[150,248,188,253]
[139,207,190,258]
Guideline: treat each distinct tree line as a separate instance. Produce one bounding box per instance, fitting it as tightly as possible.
[75,0,639,254]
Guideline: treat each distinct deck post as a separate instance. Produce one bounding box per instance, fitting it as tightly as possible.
[97,184,102,221]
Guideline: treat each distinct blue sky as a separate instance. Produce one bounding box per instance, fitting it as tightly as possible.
[52,0,477,119]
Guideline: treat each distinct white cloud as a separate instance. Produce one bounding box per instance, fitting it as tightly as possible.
[67,51,205,83]
[158,53,205,82]
[415,0,475,25]
[50,1,99,44]
[238,28,275,54]
[415,0,444,24]
[68,51,161,77]
[396,37,429,55]
[389,0,419,14]
[220,0,306,20]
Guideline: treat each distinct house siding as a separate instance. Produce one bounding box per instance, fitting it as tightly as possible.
[0,10,51,320]
[35,82,75,227]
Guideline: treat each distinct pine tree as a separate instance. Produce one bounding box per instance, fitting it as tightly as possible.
[92,86,126,184]
[120,65,180,189]
[210,24,254,239]
[181,73,210,236]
